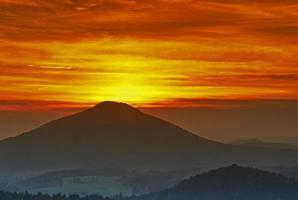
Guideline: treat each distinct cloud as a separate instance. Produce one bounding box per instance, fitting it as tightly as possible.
[0,0,296,41]
[0,0,298,110]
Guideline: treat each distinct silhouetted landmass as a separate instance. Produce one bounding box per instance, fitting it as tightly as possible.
[0,101,220,173]
[0,101,297,175]
[137,165,298,200]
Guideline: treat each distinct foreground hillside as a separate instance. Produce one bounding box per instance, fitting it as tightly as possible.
[1,165,298,200]
[139,165,298,200]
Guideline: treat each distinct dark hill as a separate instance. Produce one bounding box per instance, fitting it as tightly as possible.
[0,101,297,174]
[0,101,220,172]
[141,165,298,200]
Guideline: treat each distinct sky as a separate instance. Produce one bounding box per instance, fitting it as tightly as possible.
[0,0,297,140]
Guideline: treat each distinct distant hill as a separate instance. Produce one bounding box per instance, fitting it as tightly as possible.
[140,165,298,200]
[265,165,298,179]
[231,139,298,150]
[0,101,298,175]
[259,136,298,145]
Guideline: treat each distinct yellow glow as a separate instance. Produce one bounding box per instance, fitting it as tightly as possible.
[0,0,297,111]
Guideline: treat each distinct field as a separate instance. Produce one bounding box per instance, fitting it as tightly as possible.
[27,176,132,197]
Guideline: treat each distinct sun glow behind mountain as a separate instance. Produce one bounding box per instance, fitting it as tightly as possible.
[0,0,298,111]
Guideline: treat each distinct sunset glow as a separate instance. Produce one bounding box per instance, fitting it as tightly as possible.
[1,0,298,112]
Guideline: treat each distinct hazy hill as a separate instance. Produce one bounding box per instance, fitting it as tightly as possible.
[0,101,297,174]
[10,168,202,196]
[1,166,298,200]
[140,165,298,200]
[231,139,298,150]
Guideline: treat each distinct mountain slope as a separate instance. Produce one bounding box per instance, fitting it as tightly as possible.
[0,101,297,174]
[140,165,298,200]
[0,101,220,172]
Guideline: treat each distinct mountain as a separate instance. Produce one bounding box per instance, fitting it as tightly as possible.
[0,101,298,174]
[139,165,298,200]
[0,101,219,173]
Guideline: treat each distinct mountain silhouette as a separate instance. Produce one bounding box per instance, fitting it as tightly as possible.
[0,101,297,174]
[140,165,298,200]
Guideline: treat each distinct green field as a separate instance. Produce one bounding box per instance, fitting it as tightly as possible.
[28,176,132,197]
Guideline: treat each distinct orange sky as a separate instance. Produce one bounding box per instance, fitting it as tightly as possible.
[0,0,298,112]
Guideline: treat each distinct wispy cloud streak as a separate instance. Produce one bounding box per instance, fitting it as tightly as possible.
[0,0,297,111]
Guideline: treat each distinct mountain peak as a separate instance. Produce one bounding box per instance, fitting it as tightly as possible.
[90,101,141,114]
[93,101,131,108]
[76,101,143,122]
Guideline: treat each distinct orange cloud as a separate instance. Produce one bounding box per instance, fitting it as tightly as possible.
[0,0,297,111]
